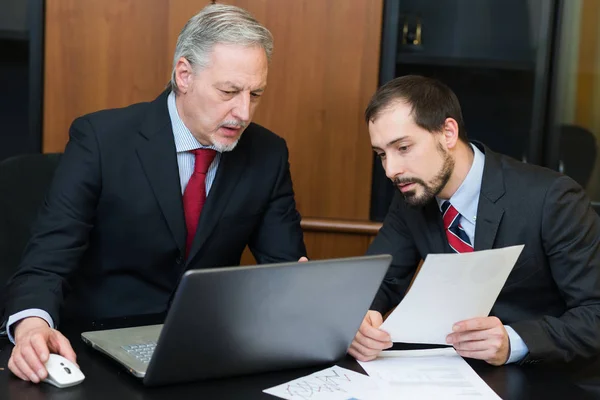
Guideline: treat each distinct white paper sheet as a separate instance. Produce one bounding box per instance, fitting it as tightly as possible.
[263,366,389,400]
[359,349,502,400]
[381,245,524,344]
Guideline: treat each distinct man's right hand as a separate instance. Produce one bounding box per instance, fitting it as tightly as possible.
[8,317,77,383]
[348,310,393,361]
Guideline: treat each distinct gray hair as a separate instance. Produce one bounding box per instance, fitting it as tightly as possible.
[168,4,273,94]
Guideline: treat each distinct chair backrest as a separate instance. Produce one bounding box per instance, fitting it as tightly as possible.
[560,124,597,188]
[593,203,600,217]
[0,153,62,288]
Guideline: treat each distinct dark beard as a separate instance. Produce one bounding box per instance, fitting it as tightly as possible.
[394,144,454,207]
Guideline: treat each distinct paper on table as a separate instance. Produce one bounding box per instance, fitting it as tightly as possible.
[381,245,524,344]
[263,366,389,400]
[358,349,502,400]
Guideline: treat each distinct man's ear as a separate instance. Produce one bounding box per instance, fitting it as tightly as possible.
[442,118,460,150]
[174,57,194,94]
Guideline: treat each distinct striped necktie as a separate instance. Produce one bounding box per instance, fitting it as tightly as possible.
[441,201,474,253]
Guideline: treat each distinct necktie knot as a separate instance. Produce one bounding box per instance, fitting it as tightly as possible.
[442,200,459,231]
[192,149,217,174]
[441,200,473,253]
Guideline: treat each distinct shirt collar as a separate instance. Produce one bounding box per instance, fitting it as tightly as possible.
[436,143,485,222]
[167,91,219,153]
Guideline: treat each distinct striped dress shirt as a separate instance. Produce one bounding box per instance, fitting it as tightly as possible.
[167,91,221,194]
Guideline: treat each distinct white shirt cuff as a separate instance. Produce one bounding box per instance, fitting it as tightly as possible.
[505,325,529,364]
[7,309,54,344]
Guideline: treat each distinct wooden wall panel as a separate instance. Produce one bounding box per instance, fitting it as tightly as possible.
[43,0,210,152]
[213,0,383,220]
[44,0,383,221]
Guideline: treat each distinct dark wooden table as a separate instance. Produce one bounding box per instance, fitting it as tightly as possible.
[1,315,599,399]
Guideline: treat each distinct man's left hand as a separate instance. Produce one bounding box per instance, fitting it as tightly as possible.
[445,316,509,366]
[298,257,308,262]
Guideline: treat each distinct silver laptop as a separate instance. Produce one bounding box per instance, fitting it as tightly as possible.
[81,255,392,386]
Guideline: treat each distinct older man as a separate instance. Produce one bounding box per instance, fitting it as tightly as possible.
[4,4,306,383]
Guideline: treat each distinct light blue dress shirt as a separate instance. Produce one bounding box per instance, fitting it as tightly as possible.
[167,91,221,194]
[6,91,221,342]
[435,144,529,364]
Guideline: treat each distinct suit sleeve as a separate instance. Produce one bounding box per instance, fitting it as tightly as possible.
[511,175,600,363]
[367,192,421,314]
[3,116,102,327]
[248,140,306,263]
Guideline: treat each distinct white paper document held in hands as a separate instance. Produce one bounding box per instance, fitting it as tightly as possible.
[381,245,524,344]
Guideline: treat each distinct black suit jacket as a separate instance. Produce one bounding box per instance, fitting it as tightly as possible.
[4,91,306,325]
[368,143,600,364]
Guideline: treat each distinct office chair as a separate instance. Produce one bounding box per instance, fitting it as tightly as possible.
[0,153,62,291]
[560,124,597,189]
[592,203,600,217]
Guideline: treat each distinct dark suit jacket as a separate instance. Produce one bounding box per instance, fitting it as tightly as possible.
[368,143,600,364]
[4,91,306,326]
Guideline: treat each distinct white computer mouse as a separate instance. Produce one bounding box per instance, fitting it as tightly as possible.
[42,354,85,388]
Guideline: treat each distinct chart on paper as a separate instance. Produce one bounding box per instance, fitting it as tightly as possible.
[263,366,388,400]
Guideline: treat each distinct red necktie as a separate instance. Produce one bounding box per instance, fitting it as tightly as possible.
[183,149,217,257]
[441,201,474,253]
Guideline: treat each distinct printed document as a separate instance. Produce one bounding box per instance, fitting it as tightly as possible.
[359,349,502,399]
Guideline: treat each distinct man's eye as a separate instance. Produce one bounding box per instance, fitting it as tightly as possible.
[220,90,235,95]
[377,153,386,159]
[399,145,410,153]
[251,92,262,98]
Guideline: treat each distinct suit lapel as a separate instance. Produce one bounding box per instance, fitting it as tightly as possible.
[136,92,186,253]
[186,145,248,264]
[473,144,506,250]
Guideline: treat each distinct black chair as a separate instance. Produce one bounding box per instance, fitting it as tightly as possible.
[0,153,62,290]
[560,124,598,189]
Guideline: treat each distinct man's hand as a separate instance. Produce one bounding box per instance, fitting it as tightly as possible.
[8,317,77,383]
[348,310,393,362]
[446,316,509,366]
[298,257,309,262]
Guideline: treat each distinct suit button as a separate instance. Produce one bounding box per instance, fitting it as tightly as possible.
[175,255,183,265]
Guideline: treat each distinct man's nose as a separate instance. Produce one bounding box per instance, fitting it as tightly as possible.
[384,156,405,181]
[232,92,251,122]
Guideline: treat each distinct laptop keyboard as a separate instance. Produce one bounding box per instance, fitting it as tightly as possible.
[121,342,157,364]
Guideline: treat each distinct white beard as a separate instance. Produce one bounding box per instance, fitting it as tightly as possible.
[212,138,240,152]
